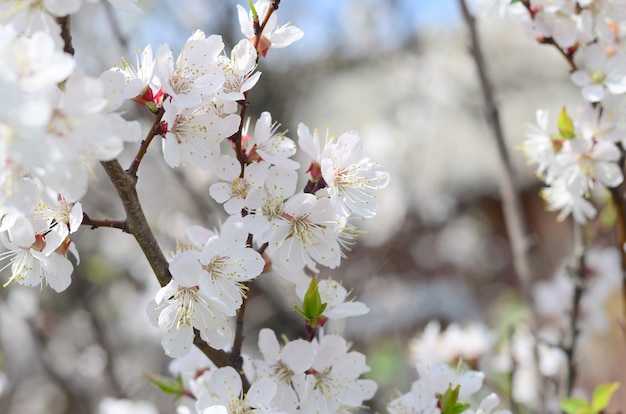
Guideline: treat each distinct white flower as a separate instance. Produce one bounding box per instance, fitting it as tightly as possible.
[237,0,303,57]
[267,193,342,272]
[571,44,626,102]
[417,362,484,400]
[242,165,297,242]
[387,378,440,414]
[531,0,579,48]
[298,124,390,218]
[409,320,495,365]
[0,27,74,93]
[388,362,486,414]
[246,112,299,170]
[209,156,270,214]
[154,31,225,108]
[161,100,240,169]
[296,335,376,414]
[105,44,161,111]
[196,219,265,315]
[254,328,314,412]
[522,109,555,176]
[576,103,625,144]
[217,39,260,104]
[554,137,622,193]
[195,366,284,414]
[540,181,597,224]
[148,258,233,357]
[0,215,75,292]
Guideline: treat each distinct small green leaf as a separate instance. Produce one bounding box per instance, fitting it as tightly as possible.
[557,106,576,139]
[249,0,259,21]
[143,372,185,396]
[591,382,619,412]
[560,397,591,414]
[439,384,471,414]
[510,0,523,3]
[294,278,327,327]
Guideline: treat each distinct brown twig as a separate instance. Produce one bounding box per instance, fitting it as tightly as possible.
[81,212,128,231]
[127,107,166,179]
[458,0,535,300]
[192,334,250,391]
[519,1,578,72]
[564,222,586,396]
[56,16,75,56]
[609,185,626,325]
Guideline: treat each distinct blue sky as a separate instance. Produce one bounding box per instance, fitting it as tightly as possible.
[126,0,463,64]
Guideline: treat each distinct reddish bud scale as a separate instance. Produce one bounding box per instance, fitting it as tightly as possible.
[133,87,165,112]
[155,121,169,136]
[249,35,272,57]
[316,316,329,328]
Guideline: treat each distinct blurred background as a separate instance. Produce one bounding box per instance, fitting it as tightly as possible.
[1,0,625,413]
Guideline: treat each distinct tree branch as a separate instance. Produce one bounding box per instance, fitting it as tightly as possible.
[99,160,171,287]
[458,0,535,298]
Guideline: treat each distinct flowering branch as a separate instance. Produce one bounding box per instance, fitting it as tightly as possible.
[230,0,280,170]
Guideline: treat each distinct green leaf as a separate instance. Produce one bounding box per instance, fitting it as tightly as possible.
[560,397,591,414]
[510,0,523,3]
[557,106,576,139]
[438,384,471,414]
[249,0,259,21]
[591,382,620,412]
[143,372,185,397]
[294,278,327,327]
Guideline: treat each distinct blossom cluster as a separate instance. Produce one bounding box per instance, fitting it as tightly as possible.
[0,23,140,291]
[179,329,376,414]
[514,0,626,223]
[0,1,518,413]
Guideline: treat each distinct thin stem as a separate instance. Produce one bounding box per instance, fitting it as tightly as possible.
[192,334,251,391]
[458,0,535,298]
[56,16,75,56]
[81,212,128,232]
[229,1,281,172]
[254,1,280,51]
[565,222,586,396]
[519,1,578,72]
[232,300,247,358]
[127,107,166,179]
[609,185,626,334]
